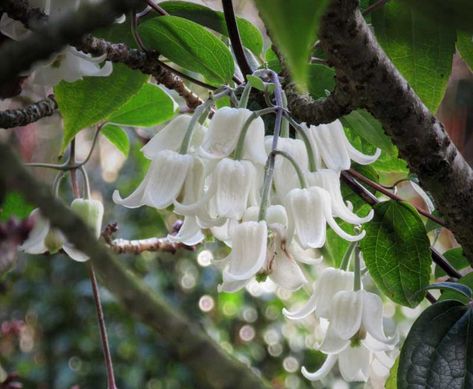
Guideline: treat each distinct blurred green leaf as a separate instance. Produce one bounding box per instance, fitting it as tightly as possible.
[255,0,329,90]
[360,201,432,307]
[160,1,264,56]
[55,64,147,151]
[341,109,395,153]
[307,64,335,100]
[372,1,456,112]
[457,32,473,72]
[101,124,130,157]
[0,191,34,221]
[385,356,398,389]
[107,83,177,127]
[434,247,469,278]
[139,16,235,84]
[439,272,473,304]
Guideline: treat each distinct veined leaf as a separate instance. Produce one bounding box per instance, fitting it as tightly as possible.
[360,200,431,307]
[139,16,235,84]
[101,125,130,157]
[255,0,329,90]
[398,300,473,389]
[372,1,456,112]
[55,64,147,151]
[160,1,263,56]
[106,83,177,127]
[457,32,473,72]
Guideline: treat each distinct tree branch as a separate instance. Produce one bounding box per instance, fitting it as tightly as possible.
[288,0,473,263]
[0,142,270,389]
[0,95,57,129]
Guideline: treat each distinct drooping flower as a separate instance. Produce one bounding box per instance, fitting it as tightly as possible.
[305,120,380,171]
[19,199,104,262]
[283,267,354,320]
[309,169,374,224]
[113,150,193,209]
[285,186,365,249]
[200,107,267,165]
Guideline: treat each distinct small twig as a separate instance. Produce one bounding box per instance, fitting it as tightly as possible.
[0,95,57,129]
[222,0,253,77]
[362,0,390,16]
[145,0,168,16]
[347,169,446,228]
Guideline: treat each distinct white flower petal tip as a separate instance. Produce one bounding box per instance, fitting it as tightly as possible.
[18,209,50,254]
[113,150,192,210]
[63,243,89,262]
[222,221,267,282]
[269,252,307,291]
[301,355,338,381]
[167,217,204,246]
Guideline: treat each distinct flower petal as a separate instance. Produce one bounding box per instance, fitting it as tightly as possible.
[310,122,351,171]
[301,354,338,381]
[330,290,363,340]
[319,323,350,354]
[269,251,307,291]
[168,216,204,246]
[242,115,267,165]
[338,344,371,382]
[361,290,394,344]
[283,287,318,320]
[63,242,89,262]
[18,209,50,254]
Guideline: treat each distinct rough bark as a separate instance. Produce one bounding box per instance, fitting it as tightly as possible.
[289,0,473,262]
[0,143,271,389]
[0,95,57,129]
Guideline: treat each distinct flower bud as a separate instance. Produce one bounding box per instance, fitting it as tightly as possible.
[70,198,104,239]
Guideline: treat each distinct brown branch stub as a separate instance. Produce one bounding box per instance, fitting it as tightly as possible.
[0,95,57,129]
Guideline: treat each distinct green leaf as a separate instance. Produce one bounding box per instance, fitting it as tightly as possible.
[457,32,473,72]
[308,64,335,100]
[360,200,432,307]
[341,109,394,153]
[439,272,473,305]
[139,16,235,84]
[159,1,263,56]
[385,357,399,389]
[255,0,329,90]
[372,1,456,112]
[424,282,472,300]
[434,248,469,278]
[55,64,147,151]
[106,83,177,127]
[265,48,282,73]
[398,300,473,389]
[101,124,130,157]
[0,192,34,221]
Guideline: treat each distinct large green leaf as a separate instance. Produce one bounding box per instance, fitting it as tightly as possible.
[360,201,431,307]
[255,0,329,89]
[457,32,473,72]
[372,1,456,112]
[139,16,235,84]
[398,300,473,389]
[101,124,130,157]
[55,64,147,151]
[341,109,394,153]
[106,83,177,127]
[159,1,263,56]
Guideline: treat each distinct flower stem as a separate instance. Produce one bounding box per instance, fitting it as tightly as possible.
[271,150,307,188]
[258,70,283,221]
[354,245,362,291]
[88,265,118,389]
[238,82,252,108]
[280,90,290,138]
[339,241,357,271]
[234,106,278,160]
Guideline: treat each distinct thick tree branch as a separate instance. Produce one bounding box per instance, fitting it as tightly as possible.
[0,143,270,389]
[0,95,57,129]
[288,0,473,262]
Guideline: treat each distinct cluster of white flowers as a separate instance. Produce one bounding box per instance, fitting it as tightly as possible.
[0,0,112,91]
[112,101,397,385]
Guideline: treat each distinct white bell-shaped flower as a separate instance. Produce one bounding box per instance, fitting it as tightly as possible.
[306,120,380,171]
[19,199,103,262]
[265,137,309,199]
[113,150,193,209]
[31,47,113,86]
[200,107,267,165]
[141,114,205,158]
[319,289,395,355]
[283,267,354,320]
[219,221,268,292]
[167,216,204,246]
[302,343,371,382]
[310,169,374,224]
[285,186,365,249]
